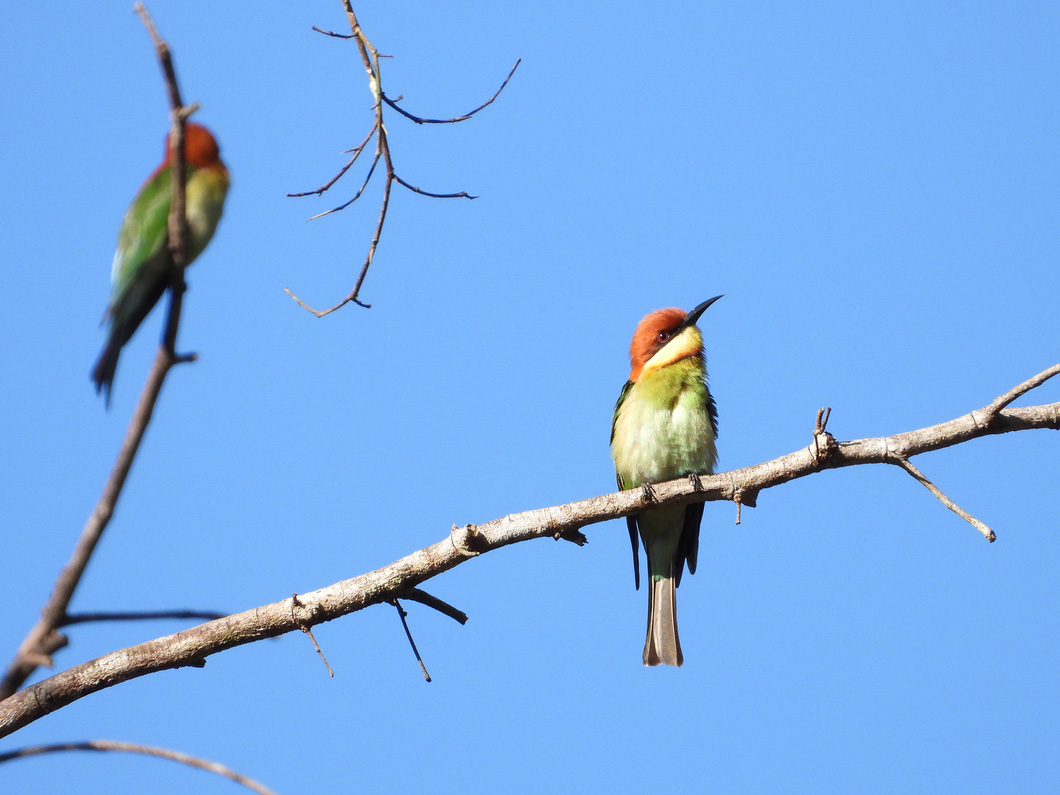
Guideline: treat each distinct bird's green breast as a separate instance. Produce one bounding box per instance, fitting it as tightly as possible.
[185,167,229,263]
[611,356,717,489]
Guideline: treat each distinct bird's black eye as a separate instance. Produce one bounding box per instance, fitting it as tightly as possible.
[657,330,671,343]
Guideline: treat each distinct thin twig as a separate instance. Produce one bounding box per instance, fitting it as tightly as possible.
[2,367,1056,735]
[312,25,354,39]
[0,740,276,795]
[61,610,226,626]
[285,122,377,198]
[389,600,431,683]
[392,174,477,200]
[306,152,382,220]
[892,455,996,542]
[380,58,521,124]
[0,3,197,701]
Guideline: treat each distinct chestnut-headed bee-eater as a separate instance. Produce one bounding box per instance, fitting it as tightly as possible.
[92,122,229,404]
[610,296,722,666]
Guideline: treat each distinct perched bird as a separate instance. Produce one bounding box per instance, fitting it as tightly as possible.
[610,296,722,666]
[92,122,230,404]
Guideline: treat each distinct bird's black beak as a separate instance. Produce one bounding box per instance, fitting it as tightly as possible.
[679,295,724,331]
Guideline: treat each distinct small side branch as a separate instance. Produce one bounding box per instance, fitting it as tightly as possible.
[285,123,377,198]
[892,455,996,542]
[981,362,1060,421]
[0,740,276,795]
[399,588,468,624]
[291,593,334,677]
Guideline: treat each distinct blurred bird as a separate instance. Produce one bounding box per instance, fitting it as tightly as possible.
[92,122,230,404]
[610,296,722,666]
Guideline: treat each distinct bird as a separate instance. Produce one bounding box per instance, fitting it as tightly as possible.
[610,296,722,666]
[92,121,230,405]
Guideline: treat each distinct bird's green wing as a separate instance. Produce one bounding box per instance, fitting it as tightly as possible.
[110,165,191,299]
[611,380,642,590]
[610,380,633,446]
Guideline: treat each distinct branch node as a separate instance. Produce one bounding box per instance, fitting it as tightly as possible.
[553,525,588,546]
[450,523,486,556]
[812,407,837,465]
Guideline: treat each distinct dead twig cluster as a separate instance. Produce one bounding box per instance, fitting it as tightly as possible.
[284,0,520,316]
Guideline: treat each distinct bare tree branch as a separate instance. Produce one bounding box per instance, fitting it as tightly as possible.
[0,740,276,795]
[284,1,519,316]
[1,367,1056,737]
[0,4,199,701]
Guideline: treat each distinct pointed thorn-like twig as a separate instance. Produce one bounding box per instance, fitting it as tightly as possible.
[389,600,431,683]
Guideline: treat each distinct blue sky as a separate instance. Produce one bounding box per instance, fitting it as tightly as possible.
[2,1,1059,792]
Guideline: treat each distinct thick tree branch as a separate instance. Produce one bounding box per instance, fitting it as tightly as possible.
[0,740,276,794]
[0,3,198,702]
[1,369,1056,736]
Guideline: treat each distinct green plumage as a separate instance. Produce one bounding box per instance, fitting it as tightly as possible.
[92,157,228,404]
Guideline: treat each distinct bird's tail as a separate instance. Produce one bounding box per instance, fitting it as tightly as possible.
[91,333,121,408]
[643,572,682,667]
